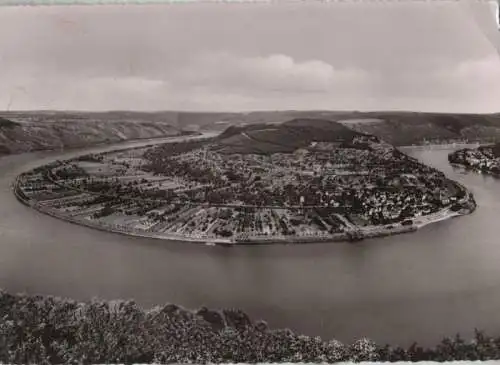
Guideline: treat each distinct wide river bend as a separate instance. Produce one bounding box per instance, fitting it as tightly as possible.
[0,140,499,347]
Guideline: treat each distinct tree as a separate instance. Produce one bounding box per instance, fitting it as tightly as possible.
[324,339,347,362]
[348,338,379,362]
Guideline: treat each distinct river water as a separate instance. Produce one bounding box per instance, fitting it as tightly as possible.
[1,141,499,347]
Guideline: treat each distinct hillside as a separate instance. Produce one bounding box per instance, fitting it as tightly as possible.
[0,116,19,128]
[161,110,500,146]
[213,118,366,154]
[3,110,500,156]
[0,111,183,156]
[338,112,500,146]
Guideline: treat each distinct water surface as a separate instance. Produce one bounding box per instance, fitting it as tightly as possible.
[0,142,499,347]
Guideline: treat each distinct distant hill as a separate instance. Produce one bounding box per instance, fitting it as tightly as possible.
[0,117,19,129]
[213,118,365,154]
[0,111,182,156]
[338,112,500,146]
[158,110,500,146]
[221,111,500,146]
[3,110,500,156]
[115,110,500,146]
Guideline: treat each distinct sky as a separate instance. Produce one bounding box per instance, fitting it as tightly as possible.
[0,1,500,113]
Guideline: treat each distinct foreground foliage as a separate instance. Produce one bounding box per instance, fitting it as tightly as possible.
[1,290,500,363]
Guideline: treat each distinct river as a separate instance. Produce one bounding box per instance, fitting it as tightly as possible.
[0,140,499,347]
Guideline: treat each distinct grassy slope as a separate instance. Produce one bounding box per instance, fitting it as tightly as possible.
[0,111,182,156]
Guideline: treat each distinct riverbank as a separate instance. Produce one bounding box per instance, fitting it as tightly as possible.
[450,162,500,178]
[13,173,475,246]
[11,134,477,246]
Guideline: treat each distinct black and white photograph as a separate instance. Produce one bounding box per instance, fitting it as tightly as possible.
[2,0,500,363]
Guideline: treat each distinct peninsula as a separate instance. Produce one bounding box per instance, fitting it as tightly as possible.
[14,119,476,245]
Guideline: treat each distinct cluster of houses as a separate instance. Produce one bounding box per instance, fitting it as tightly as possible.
[449,146,500,175]
[14,136,468,243]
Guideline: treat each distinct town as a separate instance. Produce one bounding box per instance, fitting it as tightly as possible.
[15,124,476,245]
[449,144,500,176]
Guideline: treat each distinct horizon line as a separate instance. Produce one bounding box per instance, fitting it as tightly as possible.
[1,109,500,116]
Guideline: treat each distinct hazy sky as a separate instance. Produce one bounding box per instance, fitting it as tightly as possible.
[1,1,500,113]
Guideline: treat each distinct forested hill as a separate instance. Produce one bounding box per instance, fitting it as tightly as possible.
[170,110,500,147]
[0,111,183,156]
[2,110,500,156]
[339,112,500,146]
[214,118,371,154]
